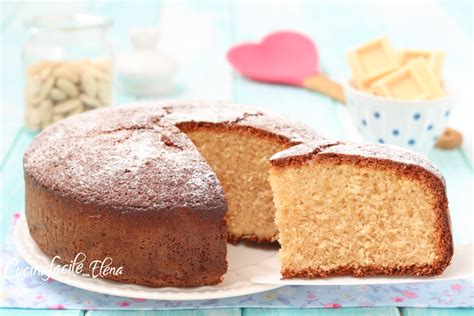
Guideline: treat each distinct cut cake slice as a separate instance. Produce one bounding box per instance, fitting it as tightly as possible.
[269,141,453,278]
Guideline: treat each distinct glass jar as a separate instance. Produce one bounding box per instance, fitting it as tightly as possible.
[23,14,114,130]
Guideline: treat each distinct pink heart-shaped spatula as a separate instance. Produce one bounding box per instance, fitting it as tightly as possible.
[227,31,345,103]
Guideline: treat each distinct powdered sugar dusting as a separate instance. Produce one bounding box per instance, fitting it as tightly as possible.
[24,100,445,214]
[24,100,323,214]
[24,106,226,213]
[156,100,325,143]
[271,140,445,185]
[319,142,445,184]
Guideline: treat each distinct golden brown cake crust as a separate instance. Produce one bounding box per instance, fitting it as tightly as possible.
[25,175,228,287]
[227,232,278,245]
[177,121,296,146]
[160,100,325,146]
[272,142,453,278]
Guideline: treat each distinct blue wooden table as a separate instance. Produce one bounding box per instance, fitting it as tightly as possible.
[1,1,472,315]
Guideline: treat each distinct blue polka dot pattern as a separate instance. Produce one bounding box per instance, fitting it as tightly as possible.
[356,109,445,148]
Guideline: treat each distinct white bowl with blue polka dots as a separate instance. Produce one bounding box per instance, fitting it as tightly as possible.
[344,82,453,154]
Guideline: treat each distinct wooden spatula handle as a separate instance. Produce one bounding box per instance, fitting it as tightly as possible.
[302,74,346,104]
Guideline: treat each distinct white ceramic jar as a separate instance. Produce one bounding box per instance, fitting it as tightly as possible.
[23,14,114,131]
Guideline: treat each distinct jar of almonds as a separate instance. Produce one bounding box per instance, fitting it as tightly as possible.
[23,15,114,130]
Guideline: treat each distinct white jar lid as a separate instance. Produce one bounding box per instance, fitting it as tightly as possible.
[116,27,178,97]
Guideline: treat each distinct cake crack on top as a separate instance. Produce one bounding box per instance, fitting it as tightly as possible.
[160,134,183,150]
[231,111,265,124]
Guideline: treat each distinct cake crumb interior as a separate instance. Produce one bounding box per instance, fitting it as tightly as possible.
[269,161,439,273]
[183,126,289,242]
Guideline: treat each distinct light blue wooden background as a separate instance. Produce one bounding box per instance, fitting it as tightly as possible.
[1,0,473,315]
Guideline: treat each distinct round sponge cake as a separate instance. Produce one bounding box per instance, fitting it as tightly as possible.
[23,101,323,287]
